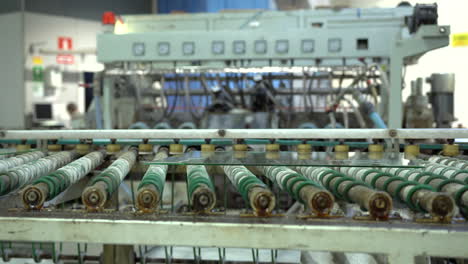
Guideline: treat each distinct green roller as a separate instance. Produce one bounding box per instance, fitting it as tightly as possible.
[0,151,45,173]
[428,156,468,170]
[222,165,275,215]
[422,162,468,184]
[0,151,75,196]
[296,166,392,220]
[260,166,334,216]
[22,151,105,209]
[82,149,137,211]
[341,167,455,219]
[383,164,468,218]
[136,148,168,212]
[186,165,216,212]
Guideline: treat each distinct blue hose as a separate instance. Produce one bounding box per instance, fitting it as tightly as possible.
[369,112,387,128]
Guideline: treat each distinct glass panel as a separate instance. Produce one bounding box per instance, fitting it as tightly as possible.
[144,151,422,168]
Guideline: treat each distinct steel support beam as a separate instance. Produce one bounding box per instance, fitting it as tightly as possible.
[0,217,467,263]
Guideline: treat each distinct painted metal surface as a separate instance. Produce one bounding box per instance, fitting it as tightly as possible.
[98,8,414,64]
[1,128,468,140]
[96,7,450,128]
[0,216,467,264]
[157,0,271,14]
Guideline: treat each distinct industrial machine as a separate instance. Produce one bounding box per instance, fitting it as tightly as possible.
[0,128,468,264]
[1,4,467,264]
[94,4,451,130]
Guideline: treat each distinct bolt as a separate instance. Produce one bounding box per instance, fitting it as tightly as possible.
[432,195,453,217]
[88,192,100,204]
[257,195,270,209]
[26,191,38,202]
[218,129,226,137]
[198,194,210,206]
[315,196,328,208]
[389,129,397,138]
[313,192,332,212]
[141,192,153,204]
[374,197,386,209]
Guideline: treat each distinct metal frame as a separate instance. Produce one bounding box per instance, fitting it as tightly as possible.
[0,216,467,264]
[96,7,450,129]
[1,128,468,140]
[1,128,468,264]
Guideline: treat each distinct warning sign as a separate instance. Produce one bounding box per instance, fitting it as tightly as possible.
[56,54,74,64]
[57,36,74,64]
[58,37,73,50]
[32,56,43,65]
[452,33,468,47]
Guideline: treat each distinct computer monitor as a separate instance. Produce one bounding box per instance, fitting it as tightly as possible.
[33,103,53,121]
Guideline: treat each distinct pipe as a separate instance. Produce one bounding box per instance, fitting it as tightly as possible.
[4,128,468,140]
[94,96,104,129]
[369,111,387,129]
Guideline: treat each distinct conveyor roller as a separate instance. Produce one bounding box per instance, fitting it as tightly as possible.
[82,149,137,211]
[22,151,105,209]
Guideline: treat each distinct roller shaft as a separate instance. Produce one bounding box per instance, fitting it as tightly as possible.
[341,167,454,219]
[22,151,105,209]
[186,165,216,212]
[136,149,168,212]
[222,165,275,215]
[0,151,75,196]
[297,167,392,219]
[260,166,334,216]
[82,149,137,211]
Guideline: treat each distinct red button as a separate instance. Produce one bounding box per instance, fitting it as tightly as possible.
[102,11,116,25]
